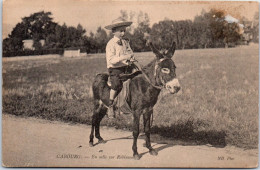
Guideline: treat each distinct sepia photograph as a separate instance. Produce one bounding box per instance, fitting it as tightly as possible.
[2,0,259,168]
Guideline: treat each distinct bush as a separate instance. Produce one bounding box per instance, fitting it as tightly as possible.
[3,48,64,57]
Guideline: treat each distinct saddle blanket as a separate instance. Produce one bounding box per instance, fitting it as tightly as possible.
[107,69,142,115]
[112,79,133,115]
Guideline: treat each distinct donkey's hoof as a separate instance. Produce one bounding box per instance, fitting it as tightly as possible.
[98,139,106,144]
[89,142,94,147]
[133,154,141,160]
[149,149,158,156]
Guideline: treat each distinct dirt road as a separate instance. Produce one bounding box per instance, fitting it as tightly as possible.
[2,114,258,168]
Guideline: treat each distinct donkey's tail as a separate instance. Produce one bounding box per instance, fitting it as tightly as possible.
[92,73,107,101]
[92,73,110,102]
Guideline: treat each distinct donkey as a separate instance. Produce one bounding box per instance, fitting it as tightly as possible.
[89,41,181,160]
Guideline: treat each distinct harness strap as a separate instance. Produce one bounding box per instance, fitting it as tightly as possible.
[132,62,164,90]
[142,71,164,90]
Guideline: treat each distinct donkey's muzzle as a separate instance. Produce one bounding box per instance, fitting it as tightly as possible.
[165,78,181,94]
[174,86,181,93]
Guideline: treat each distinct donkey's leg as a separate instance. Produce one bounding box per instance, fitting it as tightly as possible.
[132,113,141,160]
[89,114,96,147]
[143,110,158,156]
[95,107,107,144]
[89,99,101,147]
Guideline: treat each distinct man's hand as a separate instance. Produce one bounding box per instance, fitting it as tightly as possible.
[126,55,137,64]
[130,54,135,60]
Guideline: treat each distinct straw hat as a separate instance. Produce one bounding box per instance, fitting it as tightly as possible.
[105,18,132,30]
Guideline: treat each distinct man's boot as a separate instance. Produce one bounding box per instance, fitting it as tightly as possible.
[107,89,117,119]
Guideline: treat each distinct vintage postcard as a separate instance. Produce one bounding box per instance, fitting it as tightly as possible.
[2,0,259,168]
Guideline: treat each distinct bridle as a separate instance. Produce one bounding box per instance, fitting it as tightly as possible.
[130,58,170,90]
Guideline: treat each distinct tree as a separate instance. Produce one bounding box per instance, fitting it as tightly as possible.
[3,37,23,52]
[94,27,108,53]
[131,12,151,52]
[3,11,57,52]
[118,10,136,33]
[87,32,98,53]
[3,22,29,51]
[9,22,29,40]
[21,11,57,40]
[252,12,259,43]
[194,9,242,48]
[119,10,129,20]
[194,9,214,48]
[3,10,93,56]
[32,33,42,50]
[151,20,176,50]
[222,22,241,47]
[131,24,151,52]
[115,10,152,52]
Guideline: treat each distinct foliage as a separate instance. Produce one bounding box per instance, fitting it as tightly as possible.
[3,49,64,57]
[94,27,108,53]
[252,12,259,43]
[150,9,243,50]
[3,37,24,52]
[3,11,91,56]
[130,11,151,52]
[2,9,256,57]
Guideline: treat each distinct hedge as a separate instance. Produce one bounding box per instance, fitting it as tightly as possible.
[3,48,64,57]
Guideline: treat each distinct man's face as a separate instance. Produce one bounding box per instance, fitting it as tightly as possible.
[113,26,126,39]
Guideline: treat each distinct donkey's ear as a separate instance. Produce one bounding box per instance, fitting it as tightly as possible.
[149,42,164,60]
[165,41,176,58]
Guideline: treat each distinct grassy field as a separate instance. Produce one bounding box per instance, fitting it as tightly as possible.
[3,47,258,149]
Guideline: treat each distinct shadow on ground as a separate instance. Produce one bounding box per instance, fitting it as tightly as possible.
[97,120,226,159]
[139,121,226,158]
[102,120,226,148]
[149,120,226,148]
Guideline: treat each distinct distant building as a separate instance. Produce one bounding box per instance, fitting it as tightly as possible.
[39,40,45,46]
[241,21,256,44]
[22,39,45,50]
[22,39,34,50]
[63,49,87,57]
[63,49,80,57]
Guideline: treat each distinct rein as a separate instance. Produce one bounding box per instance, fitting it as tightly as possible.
[131,60,164,90]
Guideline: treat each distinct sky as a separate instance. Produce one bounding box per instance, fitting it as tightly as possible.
[2,0,259,39]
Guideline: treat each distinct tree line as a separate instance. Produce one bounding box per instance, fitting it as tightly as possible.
[3,10,258,57]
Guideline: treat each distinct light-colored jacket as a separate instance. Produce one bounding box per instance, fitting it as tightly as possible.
[106,36,134,68]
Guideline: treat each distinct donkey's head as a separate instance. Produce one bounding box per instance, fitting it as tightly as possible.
[149,41,181,94]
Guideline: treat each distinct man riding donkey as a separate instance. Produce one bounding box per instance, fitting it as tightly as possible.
[90,18,181,158]
[104,18,139,119]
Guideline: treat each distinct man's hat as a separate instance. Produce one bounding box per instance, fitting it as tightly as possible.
[105,18,132,30]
